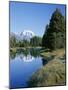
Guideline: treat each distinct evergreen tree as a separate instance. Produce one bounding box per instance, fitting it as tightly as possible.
[42,24,49,48]
[30,36,42,46]
[42,8,65,50]
[10,35,16,48]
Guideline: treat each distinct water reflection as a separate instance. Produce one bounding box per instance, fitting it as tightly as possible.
[10,48,40,60]
[10,51,17,59]
[19,54,34,62]
[10,48,51,65]
[10,48,51,88]
[10,48,51,66]
[42,58,48,66]
[30,48,40,57]
[23,55,34,62]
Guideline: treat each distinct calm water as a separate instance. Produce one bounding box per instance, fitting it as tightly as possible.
[10,48,48,89]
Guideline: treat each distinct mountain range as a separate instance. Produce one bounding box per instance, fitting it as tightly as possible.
[10,30,35,41]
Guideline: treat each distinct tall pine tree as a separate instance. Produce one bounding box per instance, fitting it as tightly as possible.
[42,8,65,50]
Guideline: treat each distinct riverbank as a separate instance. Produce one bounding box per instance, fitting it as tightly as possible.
[10,46,42,51]
[28,59,66,87]
[28,48,66,87]
[40,49,65,62]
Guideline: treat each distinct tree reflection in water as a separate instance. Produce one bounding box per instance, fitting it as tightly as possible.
[10,48,41,60]
[42,58,48,66]
[10,48,49,64]
[10,51,17,60]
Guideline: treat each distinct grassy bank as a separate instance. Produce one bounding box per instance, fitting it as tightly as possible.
[28,48,66,87]
[40,49,65,62]
[28,59,66,87]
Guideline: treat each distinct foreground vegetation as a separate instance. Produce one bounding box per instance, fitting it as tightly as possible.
[28,49,66,87]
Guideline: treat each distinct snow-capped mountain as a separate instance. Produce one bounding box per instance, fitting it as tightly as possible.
[10,32,21,41]
[20,30,35,41]
[10,30,35,41]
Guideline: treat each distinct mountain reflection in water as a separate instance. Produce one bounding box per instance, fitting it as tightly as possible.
[19,54,34,62]
[10,48,50,89]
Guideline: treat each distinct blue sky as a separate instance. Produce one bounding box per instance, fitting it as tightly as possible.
[10,1,66,37]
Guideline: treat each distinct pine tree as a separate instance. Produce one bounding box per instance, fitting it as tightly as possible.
[42,8,65,50]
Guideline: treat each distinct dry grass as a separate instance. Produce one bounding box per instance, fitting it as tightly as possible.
[40,49,65,60]
[28,59,66,87]
[28,49,66,87]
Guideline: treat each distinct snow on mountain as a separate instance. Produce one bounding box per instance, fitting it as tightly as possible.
[20,30,35,41]
[10,30,35,41]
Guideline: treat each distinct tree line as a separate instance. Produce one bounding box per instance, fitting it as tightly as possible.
[10,35,42,48]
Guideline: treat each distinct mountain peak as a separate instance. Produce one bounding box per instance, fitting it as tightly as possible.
[21,30,35,36]
[20,30,35,41]
[10,30,35,41]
